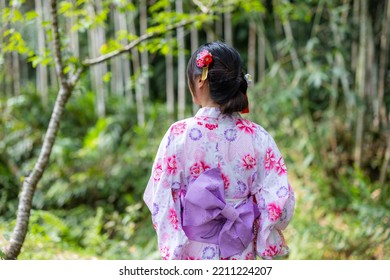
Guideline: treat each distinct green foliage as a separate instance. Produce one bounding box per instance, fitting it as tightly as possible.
[1,0,389,260]
[0,86,171,259]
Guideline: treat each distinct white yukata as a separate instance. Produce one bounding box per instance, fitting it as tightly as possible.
[144,107,295,260]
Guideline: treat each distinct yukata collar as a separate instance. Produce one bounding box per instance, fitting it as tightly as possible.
[195,107,239,120]
[195,107,222,119]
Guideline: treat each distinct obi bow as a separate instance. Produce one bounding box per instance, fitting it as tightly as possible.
[182,168,260,258]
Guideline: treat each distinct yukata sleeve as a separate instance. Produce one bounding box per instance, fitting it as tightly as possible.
[143,127,189,260]
[253,135,295,259]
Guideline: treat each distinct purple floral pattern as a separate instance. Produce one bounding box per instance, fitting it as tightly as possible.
[189,128,202,141]
[224,128,237,142]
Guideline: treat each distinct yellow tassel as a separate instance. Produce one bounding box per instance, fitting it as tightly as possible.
[201,67,208,80]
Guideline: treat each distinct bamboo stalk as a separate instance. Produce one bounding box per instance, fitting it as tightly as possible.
[176,0,186,120]
[248,21,256,83]
[140,0,149,99]
[191,17,199,115]
[129,0,144,126]
[223,10,233,46]
[166,3,175,118]
[377,0,390,128]
[35,0,49,106]
[257,23,265,82]
[353,0,367,168]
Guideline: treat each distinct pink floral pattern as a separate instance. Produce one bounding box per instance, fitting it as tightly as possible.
[268,202,282,222]
[185,256,201,260]
[205,123,218,130]
[236,119,256,134]
[275,157,287,175]
[242,154,257,170]
[245,252,255,260]
[221,173,230,190]
[144,107,295,260]
[261,244,281,258]
[171,122,187,135]
[169,208,179,230]
[160,246,170,260]
[190,161,210,178]
[264,147,276,171]
[153,162,163,182]
[166,156,178,175]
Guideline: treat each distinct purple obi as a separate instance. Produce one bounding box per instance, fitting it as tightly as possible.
[182,168,260,258]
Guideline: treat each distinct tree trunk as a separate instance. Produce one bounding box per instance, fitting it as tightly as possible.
[257,23,265,82]
[2,1,198,260]
[12,51,20,96]
[191,17,199,115]
[329,3,353,141]
[111,8,124,96]
[215,16,223,40]
[43,0,57,89]
[118,10,132,101]
[224,10,233,46]
[281,14,300,70]
[87,1,106,118]
[365,14,376,131]
[206,10,215,43]
[67,0,79,58]
[176,0,186,120]
[140,0,149,99]
[128,1,144,126]
[351,0,360,72]
[248,21,256,83]
[35,0,49,106]
[4,0,73,260]
[272,1,283,61]
[379,136,390,189]
[353,0,367,168]
[334,1,354,125]
[0,0,6,96]
[166,3,175,118]
[377,0,389,128]
[4,53,12,97]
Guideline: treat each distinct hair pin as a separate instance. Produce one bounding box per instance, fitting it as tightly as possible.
[196,50,213,81]
[244,74,252,86]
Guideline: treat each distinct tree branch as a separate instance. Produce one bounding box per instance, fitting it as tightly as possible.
[83,19,194,67]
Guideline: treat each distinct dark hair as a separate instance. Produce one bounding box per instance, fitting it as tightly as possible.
[187,41,248,115]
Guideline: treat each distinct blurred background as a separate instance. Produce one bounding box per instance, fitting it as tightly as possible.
[0,0,389,259]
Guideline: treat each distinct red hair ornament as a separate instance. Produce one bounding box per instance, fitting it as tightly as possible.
[196,50,213,81]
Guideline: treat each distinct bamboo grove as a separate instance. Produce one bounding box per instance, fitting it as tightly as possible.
[0,0,389,260]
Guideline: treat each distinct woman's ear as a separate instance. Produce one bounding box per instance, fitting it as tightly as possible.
[197,77,207,90]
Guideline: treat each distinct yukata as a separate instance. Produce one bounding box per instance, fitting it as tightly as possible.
[143,107,295,260]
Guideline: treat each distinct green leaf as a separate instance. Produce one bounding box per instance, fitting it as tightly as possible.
[3,30,30,54]
[100,39,123,55]
[11,9,24,23]
[59,1,74,15]
[239,0,266,13]
[28,55,42,68]
[103,72,112,83]
[149,0,170,13]
[0,249,5,259]
[25,10,38,21]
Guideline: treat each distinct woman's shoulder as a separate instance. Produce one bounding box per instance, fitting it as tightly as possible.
[234,116,270,136]
[167,117,194,136]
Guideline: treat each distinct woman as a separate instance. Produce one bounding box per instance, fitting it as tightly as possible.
[144,41,295,260]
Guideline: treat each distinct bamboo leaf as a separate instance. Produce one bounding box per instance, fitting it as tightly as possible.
[103,72,112,83]
[25,10,38,21]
